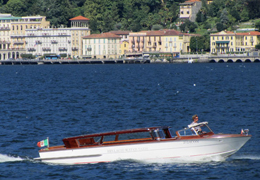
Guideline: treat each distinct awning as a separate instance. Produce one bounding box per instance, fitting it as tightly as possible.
[216,41,230,44]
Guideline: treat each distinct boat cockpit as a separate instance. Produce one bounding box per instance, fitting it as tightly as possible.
[176,122,214,137]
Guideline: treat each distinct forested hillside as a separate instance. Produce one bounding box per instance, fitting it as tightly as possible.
[0,0,260,34]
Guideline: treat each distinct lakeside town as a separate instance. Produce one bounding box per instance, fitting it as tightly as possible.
[1,0,260,63]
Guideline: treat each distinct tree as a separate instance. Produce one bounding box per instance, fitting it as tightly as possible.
[255,43,260,50]
[255,20,260,32]
[4,0,27,16]
[220,8,229,26]
[229,9,241,22]
[216,22,225,32]
[179,20,197,33]
[152,24,163,30]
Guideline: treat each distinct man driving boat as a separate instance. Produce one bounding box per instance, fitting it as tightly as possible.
[190,114,202,134]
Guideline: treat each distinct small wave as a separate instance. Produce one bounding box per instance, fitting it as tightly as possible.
[231,155,260,160]
[135,156,227,164]
[0,153,23,163]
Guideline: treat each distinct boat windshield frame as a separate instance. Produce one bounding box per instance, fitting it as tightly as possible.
[176,122,214,137]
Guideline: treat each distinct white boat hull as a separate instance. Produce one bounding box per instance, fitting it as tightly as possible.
[36,135,251,164]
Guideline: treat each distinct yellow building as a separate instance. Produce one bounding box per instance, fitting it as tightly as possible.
[210,30,260,54]
[0,13,50,60]
[162,29,195,54]
[82,32,121,59]
[109,31,130,56]
[128,29,198,57]
[69,16,91,58]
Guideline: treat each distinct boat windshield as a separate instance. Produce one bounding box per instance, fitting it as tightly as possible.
[177,122,213,136]
[151,129,166,140]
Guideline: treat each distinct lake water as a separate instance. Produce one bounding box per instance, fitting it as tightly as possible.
[0,63,259,179]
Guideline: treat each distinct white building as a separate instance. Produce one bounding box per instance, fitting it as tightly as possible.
[25,16,90,58]
[82,32,121,59]
[0,13,49,60]
[26,28,72,57]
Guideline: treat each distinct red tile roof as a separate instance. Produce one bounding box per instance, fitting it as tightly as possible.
[83,32,121,39]
[236,31,260,36]
[69,16,89,21]
[211,31,260,36]
[145,31,165,36]
[164,29,183,36]
[109,30,131,35]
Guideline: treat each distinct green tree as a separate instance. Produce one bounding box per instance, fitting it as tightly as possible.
[4,0,27,16]
[152,24,163,30]
[216,22,225,32]
[255,20,260,32]
[220,9,229,25]
[255,43,260,50]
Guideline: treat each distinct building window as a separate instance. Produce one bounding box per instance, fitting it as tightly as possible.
[187,11,189,14]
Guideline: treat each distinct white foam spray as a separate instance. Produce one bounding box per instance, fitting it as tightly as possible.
[0,153,23,163]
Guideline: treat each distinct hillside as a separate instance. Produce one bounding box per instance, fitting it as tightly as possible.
[0,0,259,35]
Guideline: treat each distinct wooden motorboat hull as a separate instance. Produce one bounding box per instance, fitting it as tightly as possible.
[35,134,251,164]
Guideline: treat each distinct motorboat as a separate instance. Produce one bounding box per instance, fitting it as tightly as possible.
[34,122,251,164]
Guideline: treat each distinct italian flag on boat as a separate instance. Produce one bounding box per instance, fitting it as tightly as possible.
[37,138,49,148]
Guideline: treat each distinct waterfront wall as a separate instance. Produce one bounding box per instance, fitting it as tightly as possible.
[1,55,260,65]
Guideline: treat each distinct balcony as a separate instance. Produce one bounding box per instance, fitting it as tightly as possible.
[13,41,24,45]
[42,33,50,36]
[42,47,51,51]
[35,40,42,44]
[59,47,67,51]
[216,46,229,49]
[58,33,68,36]
[87,47,92,51]
[0,41,11,44]
[51,40,58,44]
[72,47,78,51]
[27,48,36,51]
[0,27,10,31]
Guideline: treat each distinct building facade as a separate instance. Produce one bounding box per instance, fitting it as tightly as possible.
[26,28,72,57]
[109,30,130,56]
[128,31,147,53]
[210,31,260,54]
[0,13,50,60]
[82,32,121,59]
[179,0,202,22]
[128,29,197,56]
[25,16,90,58]
[69,16,90,58]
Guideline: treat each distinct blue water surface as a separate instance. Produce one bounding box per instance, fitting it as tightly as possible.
[0,63,259,179]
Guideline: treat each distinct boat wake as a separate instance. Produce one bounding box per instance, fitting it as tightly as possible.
[136,156,227,164]
[231,155,260,160]
[0,153,23,163]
